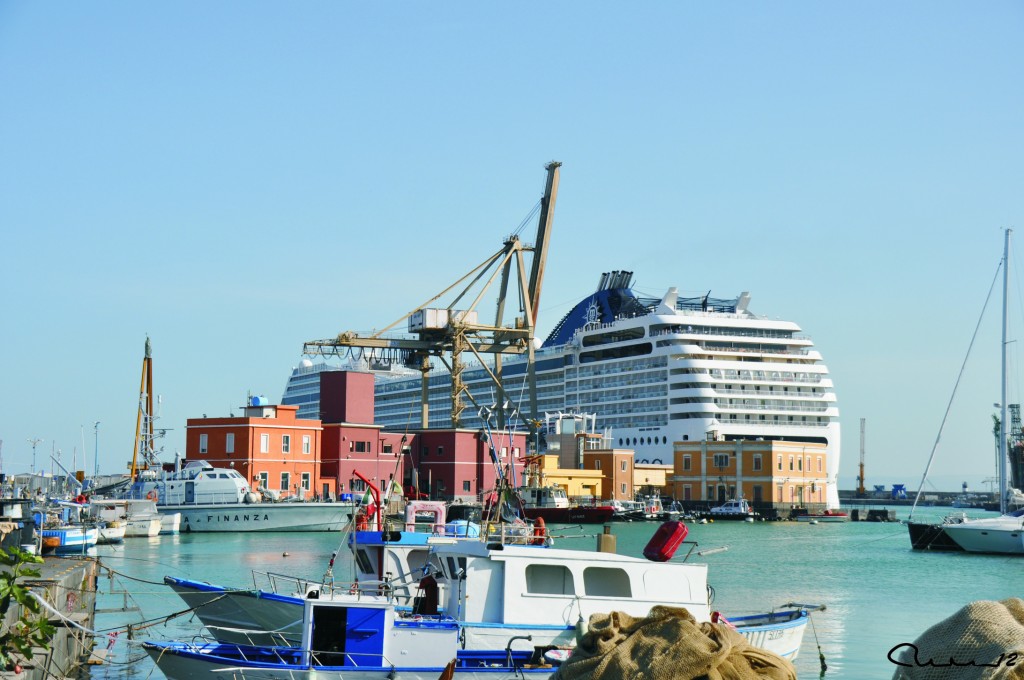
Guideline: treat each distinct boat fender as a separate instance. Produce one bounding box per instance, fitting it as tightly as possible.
[575,614,588,645]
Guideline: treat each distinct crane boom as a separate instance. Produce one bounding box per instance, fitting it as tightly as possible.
[303,162,561,438]
[526,161,561,325]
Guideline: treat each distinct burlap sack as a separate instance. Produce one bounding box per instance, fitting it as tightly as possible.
[552,605,796,680]
[891,598,1024,680]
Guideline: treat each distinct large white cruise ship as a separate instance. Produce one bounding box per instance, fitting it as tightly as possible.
[282,270,841,507]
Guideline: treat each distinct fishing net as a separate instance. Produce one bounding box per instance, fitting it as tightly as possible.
[551,605,796,680]
[891,598,1024,680]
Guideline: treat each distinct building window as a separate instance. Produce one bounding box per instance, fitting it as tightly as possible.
[225,433,234,454]
[806,456,811,472]
[777,456,783,471]
[788,455,794,471]
[421,446,428,457]
[301,473,310,491]
[258,472,269,489]
[713,453,729,468]
[355,441,369,453]
[260,434,269,454]
[595,460,602,470]
[280,472,290,492]
[302,435,311,455]
[683,485,692,500]
[199,434,208,454]
[797,457,802,471]
[282,435,291,454]
[753,454,762,472]
[463,480,471,492]
[707,485,715,499]
[500,447,508,459]
[383,443,393,454]
[513,447,520,458]
[683,455,691,471]
[620,483,627,494]
[620,460,627,471]
[350,479,366,493]
[817,456,822,472]
[437,446,444,456]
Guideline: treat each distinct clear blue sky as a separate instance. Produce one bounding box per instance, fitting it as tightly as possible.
[2,3,1022,492]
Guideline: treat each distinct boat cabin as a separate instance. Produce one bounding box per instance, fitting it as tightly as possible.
[131,461,253,506]
[429,540,710,648]
[519,485,569,509]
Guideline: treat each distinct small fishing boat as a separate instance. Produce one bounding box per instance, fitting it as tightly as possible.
[144,597,554,680]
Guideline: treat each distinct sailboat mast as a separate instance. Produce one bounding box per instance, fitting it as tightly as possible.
[1000,228,1011,515]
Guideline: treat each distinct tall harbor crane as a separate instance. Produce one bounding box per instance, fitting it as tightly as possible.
[303,162,561,440]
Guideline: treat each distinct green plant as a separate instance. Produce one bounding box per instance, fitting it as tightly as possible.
[0,547,55,671]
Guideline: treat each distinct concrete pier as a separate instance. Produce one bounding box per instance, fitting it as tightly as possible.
[0,556,99,680]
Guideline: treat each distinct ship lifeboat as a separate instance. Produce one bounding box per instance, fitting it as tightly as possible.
[642,520,688,562]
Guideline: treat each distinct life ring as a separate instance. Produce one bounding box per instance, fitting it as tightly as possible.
[75,494,87,505]
[146,490,158,502]
[532,517,547,546]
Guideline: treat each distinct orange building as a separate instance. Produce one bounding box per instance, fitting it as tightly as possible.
[184,399,335,501]
[669,439,829,513]
[582,450,635,501]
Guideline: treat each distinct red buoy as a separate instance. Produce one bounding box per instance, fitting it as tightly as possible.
[643,520,688,562]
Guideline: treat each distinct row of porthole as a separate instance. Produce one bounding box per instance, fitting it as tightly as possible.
[618,436,669,446]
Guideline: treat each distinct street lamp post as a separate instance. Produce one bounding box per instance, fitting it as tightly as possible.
[27,438,42,475]
[94,422,101,477]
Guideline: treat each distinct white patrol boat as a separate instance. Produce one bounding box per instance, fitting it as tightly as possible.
[128,460,353,532]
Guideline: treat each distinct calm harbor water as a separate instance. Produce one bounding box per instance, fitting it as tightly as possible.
[84,505,1020,680]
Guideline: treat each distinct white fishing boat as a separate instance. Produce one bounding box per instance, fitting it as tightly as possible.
[128,461,354,532]
[95,520,126,544]
[89,498,164,537]
[144,597,550,680]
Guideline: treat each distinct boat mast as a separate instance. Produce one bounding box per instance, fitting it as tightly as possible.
[1000,228,1011,514]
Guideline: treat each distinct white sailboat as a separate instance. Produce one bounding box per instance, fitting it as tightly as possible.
[942,229,1024,555]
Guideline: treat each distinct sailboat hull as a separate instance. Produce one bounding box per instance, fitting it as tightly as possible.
[941,518,1024,554]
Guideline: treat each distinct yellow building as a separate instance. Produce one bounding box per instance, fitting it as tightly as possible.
[526,454,605,500]
[669,439,829,512]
